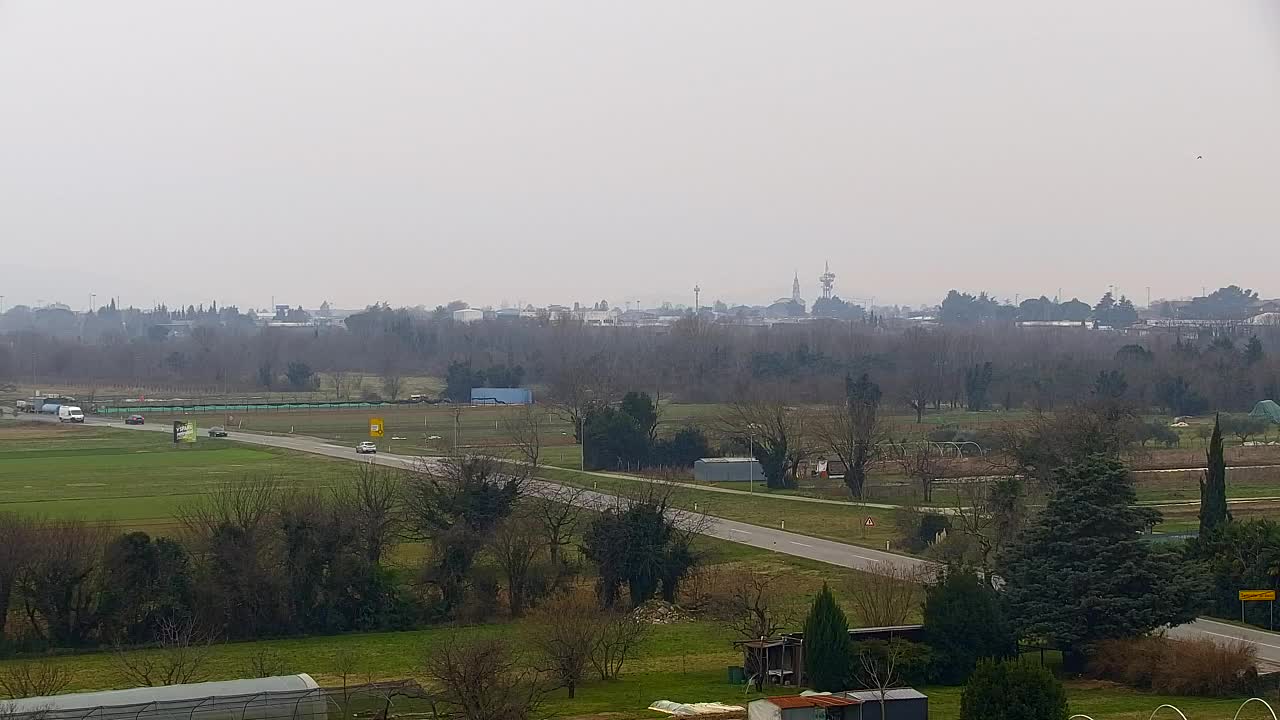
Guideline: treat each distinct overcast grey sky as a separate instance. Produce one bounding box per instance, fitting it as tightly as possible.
[2,1,1278,311]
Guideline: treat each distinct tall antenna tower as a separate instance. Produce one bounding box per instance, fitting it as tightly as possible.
[694,285,701,313]
[819,261,836,300]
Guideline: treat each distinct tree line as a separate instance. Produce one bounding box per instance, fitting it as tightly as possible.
[0,459,704,662]
[7,287,1280,420]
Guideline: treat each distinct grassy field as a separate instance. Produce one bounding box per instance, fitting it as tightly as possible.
[0,422,349,528]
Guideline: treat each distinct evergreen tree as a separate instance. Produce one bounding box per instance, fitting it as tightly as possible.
[960,660,1068,720]
[923,569,1017,684]
[1199,415,1230,535]
[1245,336,1265,365]
[1000,454,1204,670]
[802,583,852,691]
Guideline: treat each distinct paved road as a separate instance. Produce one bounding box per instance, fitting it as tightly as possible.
[75,416,929,576]
[1166,617,1280,667]
[25,415,1280,664]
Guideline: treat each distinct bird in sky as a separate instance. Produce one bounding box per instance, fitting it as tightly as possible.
[1197,155,1203,159]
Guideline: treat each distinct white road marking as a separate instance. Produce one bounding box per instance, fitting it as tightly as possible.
[729,529,751,535]
[790,541,814,548]
[1198,630,1280,653]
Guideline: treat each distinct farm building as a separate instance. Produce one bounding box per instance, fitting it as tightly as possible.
[736,626,925,688]
[452,308,483,323]
[748,690,928,720]
[2,674,329,720]
[470,387,533,405]
[693,457,764,482]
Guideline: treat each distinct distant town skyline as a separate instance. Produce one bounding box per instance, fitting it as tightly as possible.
[0,266,1255,316]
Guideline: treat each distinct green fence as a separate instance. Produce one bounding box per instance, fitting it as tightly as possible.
[94,401,400,415]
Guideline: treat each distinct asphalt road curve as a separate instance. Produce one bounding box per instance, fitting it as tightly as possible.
[67,416,1280,666]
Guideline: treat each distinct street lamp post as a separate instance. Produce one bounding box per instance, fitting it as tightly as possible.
[580,415,586,471]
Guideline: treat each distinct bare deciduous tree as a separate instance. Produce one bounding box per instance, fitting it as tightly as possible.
[814,400,884,500]
[858,640,908,720]
[333,462,403,566]
[501,406,543,470]
[489,512,543,617]
[332,648,363,714]
[381,374,404,401]
[721,399,809,490]
[422,635,546,720]
[712,571,797,641]
[0,514,35,645]
[846,565,924,628]
[18,520,109,647]
[0,659,71,699]
[950,477,1027,578]
[243,647,289,678]
[528,591,597,698]
[113,617,214,687]
[529,485,584,577]
[591,609,650,681]
[546,348,618,443]
[892,445,945,502]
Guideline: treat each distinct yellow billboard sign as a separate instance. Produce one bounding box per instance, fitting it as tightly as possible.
[1239,590,1276,602]
[369,418,385,438]
[173,421,197,444]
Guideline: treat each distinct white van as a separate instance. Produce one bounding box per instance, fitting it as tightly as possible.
[58,406,85,423]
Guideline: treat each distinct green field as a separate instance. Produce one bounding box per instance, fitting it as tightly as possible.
[0,423,348,527]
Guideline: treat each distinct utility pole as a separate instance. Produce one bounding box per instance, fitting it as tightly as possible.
[694,285,701,314]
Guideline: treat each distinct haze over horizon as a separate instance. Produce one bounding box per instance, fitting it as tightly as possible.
[3,1,1279,311]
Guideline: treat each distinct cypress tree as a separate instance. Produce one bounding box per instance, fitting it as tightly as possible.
[1199,415,1230,535]
[803,583,852,691]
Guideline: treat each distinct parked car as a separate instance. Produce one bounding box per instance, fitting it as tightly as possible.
[208,426,229,437]
[356,441,377,454]
[125,415,145,425]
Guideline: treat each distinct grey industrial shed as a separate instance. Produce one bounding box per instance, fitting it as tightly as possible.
[694,457,764,482]
[842,689,928,720]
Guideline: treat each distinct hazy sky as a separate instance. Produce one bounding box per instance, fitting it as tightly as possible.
[2,1,1279,311]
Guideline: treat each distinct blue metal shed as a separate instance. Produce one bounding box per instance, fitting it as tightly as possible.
[470,387,533,405]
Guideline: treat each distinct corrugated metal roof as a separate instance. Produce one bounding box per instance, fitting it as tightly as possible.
[843,689,927,702]
[766,696,860,709]
[696,457,757,464]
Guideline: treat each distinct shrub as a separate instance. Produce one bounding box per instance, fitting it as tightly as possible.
[960,659,1068,720]
[896,510,953,553]
[1089,635,1259,697]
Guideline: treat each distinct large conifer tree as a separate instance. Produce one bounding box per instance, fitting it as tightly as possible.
[802,583,852,691]
[1001,454,1203,670]
[1199,415,1230,535]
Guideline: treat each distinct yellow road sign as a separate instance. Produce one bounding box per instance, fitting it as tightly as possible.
[1239,590,1276,602]
[369,418,385,438]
